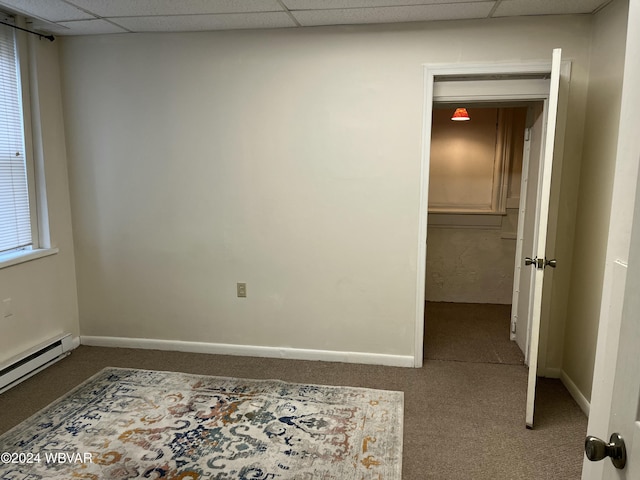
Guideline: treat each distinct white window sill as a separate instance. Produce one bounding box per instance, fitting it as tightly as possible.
[0,248,59,269]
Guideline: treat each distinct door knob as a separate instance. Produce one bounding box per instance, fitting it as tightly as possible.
[524,257,556,269]
[525,257,542,268]
[584,433,626,469]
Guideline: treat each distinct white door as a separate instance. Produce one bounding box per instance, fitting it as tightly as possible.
[523,48,563,428]
[513,104,544,363]
[601,190,640,477]
[582,0,640,476]
[583,162,640,479]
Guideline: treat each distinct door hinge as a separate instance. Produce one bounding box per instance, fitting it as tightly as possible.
[511,318,517,334]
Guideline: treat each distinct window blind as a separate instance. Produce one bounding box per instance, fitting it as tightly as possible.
[0,22,31,254]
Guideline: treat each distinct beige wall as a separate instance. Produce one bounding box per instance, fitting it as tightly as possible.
[425,227,517,304]
[0,38,79,363]
[429,108,501,212]
[562,0,629,401]
[425,108,525,305]
[59,16,592,362]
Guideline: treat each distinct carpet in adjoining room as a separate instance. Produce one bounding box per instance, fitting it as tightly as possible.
[424,302,524,365]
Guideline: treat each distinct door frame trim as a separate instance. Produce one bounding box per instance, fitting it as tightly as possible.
[415,60,571,368]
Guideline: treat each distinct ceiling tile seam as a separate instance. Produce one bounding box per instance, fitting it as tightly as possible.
[51,20,132,34]
[60,0,132,30]
[51,16,131,29]
[276,0,302,27]
[60,0,101,20]
[60,0,289,19]
[100,18,133,33]
[591,0,615,14]
[494,12,595,19]
[75,12,297,20]
[283,1,495,12]
[49,10,133,33]
[487,0,503,18]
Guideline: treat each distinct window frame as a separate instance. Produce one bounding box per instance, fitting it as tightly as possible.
[0,14,56,268]
[427,107,513,217]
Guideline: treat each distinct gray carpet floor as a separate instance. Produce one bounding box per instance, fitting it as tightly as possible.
[425,302,525,365]
[0,303,587,479]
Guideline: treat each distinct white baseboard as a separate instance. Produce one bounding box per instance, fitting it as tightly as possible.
[535,367,590,416]
[560,370,590,416]
[79,336,415,368]
[72,336,81,349]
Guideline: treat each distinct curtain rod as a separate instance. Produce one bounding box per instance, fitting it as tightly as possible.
[0,20,54,42]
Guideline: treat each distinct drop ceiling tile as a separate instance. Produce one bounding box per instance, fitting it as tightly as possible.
[0,0,94,22]
[112,12,296,32]
[493,0,609,17]
[293,3,493,27]
[56,18,129,35]
[27,18,72,35]
[284,0,488,9]
[66,0,284,17]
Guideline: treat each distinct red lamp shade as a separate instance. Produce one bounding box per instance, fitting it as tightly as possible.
[451,107,470,121]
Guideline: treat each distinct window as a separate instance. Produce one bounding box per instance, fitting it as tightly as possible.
[427,106,528,229]
[0,20,33,257]
[428,107,524,215]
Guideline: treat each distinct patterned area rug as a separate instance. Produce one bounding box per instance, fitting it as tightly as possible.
[0,367,403,479]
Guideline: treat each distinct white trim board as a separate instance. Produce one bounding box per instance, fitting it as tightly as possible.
[561,370,590,417]
[80,336,415,368]
[433,79,551,102]
[538,366,590,416]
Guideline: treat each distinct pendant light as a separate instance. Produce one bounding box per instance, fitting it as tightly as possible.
[451,107,470,121]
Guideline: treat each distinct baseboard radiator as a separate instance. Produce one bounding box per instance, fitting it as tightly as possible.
[0,334,73,394]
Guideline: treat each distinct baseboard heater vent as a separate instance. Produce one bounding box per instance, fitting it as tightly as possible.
[0,334,73,394]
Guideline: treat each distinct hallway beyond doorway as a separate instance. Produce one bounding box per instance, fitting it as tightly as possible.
[424,302,524,364]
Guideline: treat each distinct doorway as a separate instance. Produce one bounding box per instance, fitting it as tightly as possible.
[414,59,568,369]
[423,103,537,365]
[415,51,569,428]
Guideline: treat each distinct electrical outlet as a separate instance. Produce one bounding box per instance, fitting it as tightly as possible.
[3,298,13,318]
[237,283,247,298]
